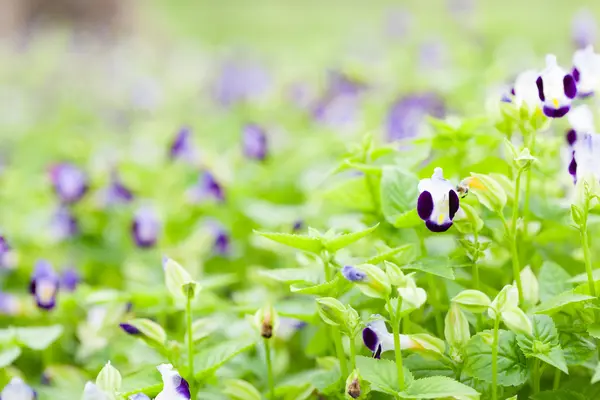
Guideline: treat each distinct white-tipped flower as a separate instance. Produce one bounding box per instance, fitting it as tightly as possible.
[155,364,191,400]
[536,54,577,118]
[417,168,460,232]
[572,45,600,97]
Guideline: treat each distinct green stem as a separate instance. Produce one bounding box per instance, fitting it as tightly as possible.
[553,368,561,390]
[491,316,500,400]
[349,334,357,371]
[264,338,275,400]
[185,295,196,398]
[581,224,597,297]
[532,359,541,394]
[392,297,406,391]
[499,212,524,304]
[332,327,349,381]
[523,129,537,237]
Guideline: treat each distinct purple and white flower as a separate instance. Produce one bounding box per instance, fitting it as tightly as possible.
[567,105,596,183]
[186,172,225,203]
[572,9,597,49]
[49,163,88,204]
[170,126,197,164]
[131,206,160,248]
[0,291,20,315]
[511,70,541,110]
[102,170,134,206]
[243,124,268,161]
[536,55,577,118]
[155,364,191,400]
[30,260,60,310]
[50,207,78,240]
[386,93,445,142]
[417,168,460,233]
[572,45,600,97]
[61,267,80,292]
[1,377,37,400]
[341,265,367,282]
[362,319,417,359]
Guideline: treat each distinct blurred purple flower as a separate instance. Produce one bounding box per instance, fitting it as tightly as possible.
[29,260,60,310]
[49,163,88,204]
[103,170,134,206]
[61,267,80,292]
[0,235,15,270]
[572,9,597,49]
[132,207,160,248]
[119,322,141,335]
[212,58,270,107]
[206,221,230,256]
[170,126,197,163]
[342,265,367,282]
[292,220,304,232]
[0,291,20,315]
[1,378,37,400]
[387,93,445,141]
[50,207,79,240]
[419,40,448,70]
[243,124,268,161]
[312,71,366,130]
[187,172,225,203]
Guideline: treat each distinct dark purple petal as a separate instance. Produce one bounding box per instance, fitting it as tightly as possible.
[170,126,193,160]
[564,75,578,99]
[0,236,9,254]
[569,153,578,183]
[572,67,581,83]
[202,172,225,202]
[373,344,383,359]
[119,323,141,335]
[51,207,79,240]
[49,163,88,204]
[243,124,268,160]
[543,105,570,118]
[536,77,545,101]
[61,267,80,292]
[510,87,516,96]
[425,220,453,233]
[417,191,434,221]
[362,327,379,352]
[292,220,303,232]
[105,171,134,205]
[566,129,578,146]
[175,376,191,399]
[31,260,60,310]
[579,90,595,99]
[448,190,459,220]
[131,208,160,248]
[214,230,230,255]
[341,266,367,282]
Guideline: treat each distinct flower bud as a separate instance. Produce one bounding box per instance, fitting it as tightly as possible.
[345,370,363,399]
[444,303,470,349]
[489,285,518,319]
[519,266,539,306]
[451,290,491,313]
[316,297,347,327]
[163,256,198,302]
[95,361,122,394]
[354,264,391,299]
[571,204,585,226]
[405,333,446,355]
[467,173,507,213]
[384,261,405,286]
[514,148,536,170]
[397,275,427,312]
[254,304,279,339]
[501,308,532,335]
[119,318,167,347]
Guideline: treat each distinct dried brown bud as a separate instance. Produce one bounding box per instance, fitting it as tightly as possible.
[261,320,273,339]
[347,378,361,399]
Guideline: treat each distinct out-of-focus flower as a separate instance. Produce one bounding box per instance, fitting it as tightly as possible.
[292,220,304,232]
[82,381,110,400]
[386,93,445,141]
[155,364,191,400]
[312,70,366,130]
[49,163,88,204]
[0,235,17,270]
[341,265,367,282]
[119,322,141,335]
[362,319,419,358]
[205,221,230,256]
[417,168,460,232]
[419,39,448,71]
[186,172,225,203]
[536,55,577,118]
[212,57,270,107]
[276,317,307,341]
[566,105,595,183]
[572,45,600,97]
[572,9,597,49]
[169,126,197,164]
[511,70,541,110]
[50,207,78,240]
[243,124,268,161]
[61,267,80,292]
[572,132,600,187]
[1,377,37,400]
[0,291,20,315]
[131,77,162,112]
[129,394,151,400]
[102,170,134,206]
[29,260,60,310]
[131,206,160,248]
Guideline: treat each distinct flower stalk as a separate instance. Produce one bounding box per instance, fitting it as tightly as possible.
[391,296,405,391]
[491,314,500,400]
[185,294,196,399]
[264,338,275,400]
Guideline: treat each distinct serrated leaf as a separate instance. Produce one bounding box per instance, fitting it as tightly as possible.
[323,223,379,252]
[119,368,162,397]
[534,291,594,314]
[403,354,455,379]
[0,346,21,368]
[356,355,413,394]
[560,333,595,366]
[290,274,352,297]
[311,368,341,393]
[516,315,567,373]
[258,268,321,285]
[364,244,414,265]
[538,262,572,302]
[464,330,528,386]
[588,324,600,339]
[379,166,420,225]
[195,339,254,378]
[531,390,587,400]
[399,376,479,399]
[254,231,323,253]
[593,362,600,384]
[15,325,63,350]
[404,258,458,279]
[393,209,422,228]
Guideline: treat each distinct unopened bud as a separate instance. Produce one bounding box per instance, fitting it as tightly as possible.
[345,369,368,399]
[95,361,121,394]
[519,266,539,306]
[451,290,491,313]
[354,264,391,299]
[444,304,470,349]
[347,378,360,399]
[501,308,532,336]
[254,304,279,339]
[163,256,198,302]
[316,297,347,327]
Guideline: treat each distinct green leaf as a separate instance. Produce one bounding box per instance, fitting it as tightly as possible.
[404,258,459,279]
[222,379,262,400]
[588,324,600,339]
[258,268,321,285]
[379,166,419,225]
[468,173,507,213]
[534,291,594,315]
[323,223,379,252]
[538,262,572,302]
[399,376,479,399]
[516,315,567,373]
[464,330,528,386]
[364,244,414,265]
[311,369,341,393]
[195,339,254,379]
[320,176,375,213]
[254,231,323,253]
[356,355,413,395]
[560,333,595,366]
[531,390,587,400]
[290,274,352,297]
[15,325,63,350]
[393,209,422,228]
[119,368,162,397]
[0,346,21,368]
[403,354,456,379]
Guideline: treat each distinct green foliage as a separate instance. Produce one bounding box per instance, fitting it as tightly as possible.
[516,315,568,373]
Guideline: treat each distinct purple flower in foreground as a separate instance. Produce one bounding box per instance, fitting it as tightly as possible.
[49,163,88,204]
[363,319,418,359]
[417,168,460,233]
[386,93,445,141]
[61,267,80,292]
[1,377,37,400]
[50,207,78,240]
[243,124,268,160]
[536,54,577,118]
[341,266,367,282]
[170,126,197,163]
[187,172,225,203]
[132,207,160,248]
[572,9,597,49]
[30,260,60,310]
[156,364,191,400]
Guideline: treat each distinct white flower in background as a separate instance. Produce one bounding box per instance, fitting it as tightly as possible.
[155,364,191,400]
[512,69,541,109]
[1,378,36,400]
[572,45,600,97]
